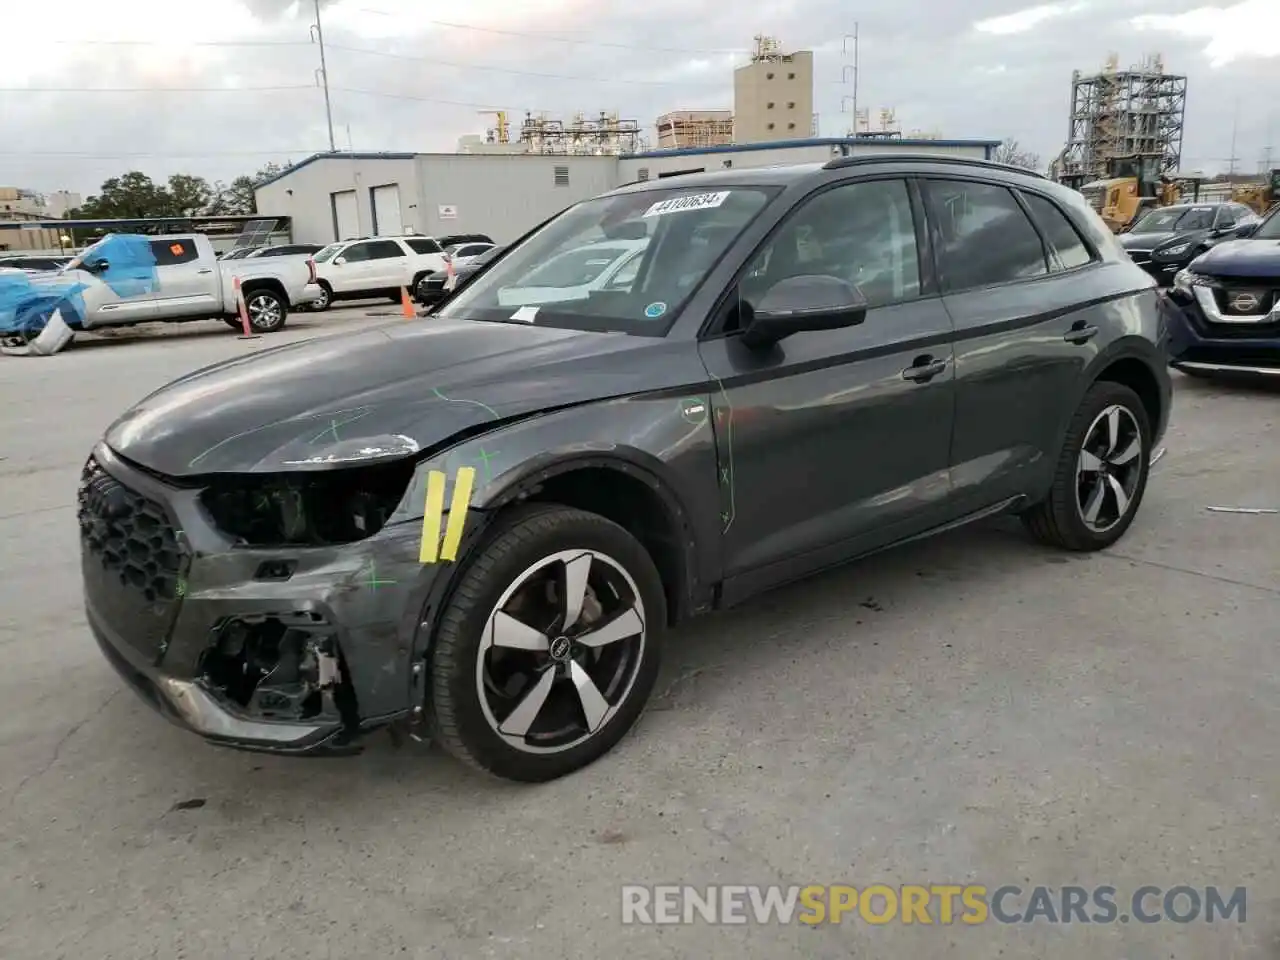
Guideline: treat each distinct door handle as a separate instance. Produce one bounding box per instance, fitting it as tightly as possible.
[1064,322,1099,344]
[197,269,213,274]
[902,356,949,382]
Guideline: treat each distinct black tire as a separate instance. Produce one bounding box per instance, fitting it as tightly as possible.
[222,317,243,331]
[430,504,666,782]
[309,282,333,312]
[1022,380,1152,551]
[242,287,288,333]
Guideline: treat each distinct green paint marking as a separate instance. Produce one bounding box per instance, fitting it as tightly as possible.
[476,447,499,481]
[176,579,187,598]
[710,375,736,533]
[431,387,500,421]
[679,397,709,425]
[361,560,397,591]
[307,409,373,445]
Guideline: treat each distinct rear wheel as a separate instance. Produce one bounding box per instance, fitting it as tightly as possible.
[1022,381,1151,551]
[430,505,665,782]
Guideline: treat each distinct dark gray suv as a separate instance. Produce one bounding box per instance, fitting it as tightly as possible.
[81,155,1171,782]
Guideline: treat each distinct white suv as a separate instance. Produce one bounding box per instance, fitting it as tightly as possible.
[309,236,449,310]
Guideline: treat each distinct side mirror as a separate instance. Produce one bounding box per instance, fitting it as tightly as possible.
[334,256,347,265]
[88,258,109,273]
[740,275,868,349]
[1233,222,1259,239]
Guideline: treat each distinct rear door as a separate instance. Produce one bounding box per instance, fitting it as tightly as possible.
[149,237,219,317]
[698,176,958,587]
[362,238,411,288]
[923,178,1105,511]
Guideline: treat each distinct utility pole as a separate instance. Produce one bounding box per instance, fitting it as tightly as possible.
[311,0,336,151]
[1227,98,1239,179]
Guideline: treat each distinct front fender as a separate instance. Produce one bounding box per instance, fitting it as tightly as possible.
[387,391,724,613]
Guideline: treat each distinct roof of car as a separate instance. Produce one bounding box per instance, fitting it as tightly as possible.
[606,154,1057,196]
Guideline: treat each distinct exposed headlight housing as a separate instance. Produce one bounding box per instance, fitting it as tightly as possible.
[1172,269,1210,296]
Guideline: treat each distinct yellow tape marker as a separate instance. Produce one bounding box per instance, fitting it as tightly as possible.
[419,470,446,563]
[439,467,476,562]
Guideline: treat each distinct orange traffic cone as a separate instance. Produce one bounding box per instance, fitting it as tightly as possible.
[400,286,416,319]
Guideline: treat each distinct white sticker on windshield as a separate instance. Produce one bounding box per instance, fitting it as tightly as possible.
[642,191,731,218]
[510,305,539,322]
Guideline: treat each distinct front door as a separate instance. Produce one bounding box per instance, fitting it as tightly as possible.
[697,177,957,588]
[148,238,219,317]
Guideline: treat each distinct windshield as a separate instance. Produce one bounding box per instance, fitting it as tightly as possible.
[312,243,342,263]
[1130,206,1216,234]
[436,185,777,335]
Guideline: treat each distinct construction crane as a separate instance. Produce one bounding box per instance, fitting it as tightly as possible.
[477,111,509,144]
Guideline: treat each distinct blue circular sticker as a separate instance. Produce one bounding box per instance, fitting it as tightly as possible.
[644,301,667,319]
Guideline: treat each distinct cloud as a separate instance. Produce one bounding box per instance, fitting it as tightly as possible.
[0,0,1275,197]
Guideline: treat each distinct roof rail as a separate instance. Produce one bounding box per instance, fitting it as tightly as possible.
[821,153,1048,180]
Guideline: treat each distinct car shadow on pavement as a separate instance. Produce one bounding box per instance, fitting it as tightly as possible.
[83,517,1070,807]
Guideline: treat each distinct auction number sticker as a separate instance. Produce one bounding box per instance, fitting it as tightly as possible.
[642,191,731,218]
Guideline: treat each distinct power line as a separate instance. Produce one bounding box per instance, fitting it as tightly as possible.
[351,11,746,54]
[321,41,725,85]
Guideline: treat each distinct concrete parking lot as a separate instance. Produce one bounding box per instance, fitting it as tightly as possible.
[1,308,1276,959]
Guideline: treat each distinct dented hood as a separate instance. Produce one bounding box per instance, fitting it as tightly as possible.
[104,318,670,477]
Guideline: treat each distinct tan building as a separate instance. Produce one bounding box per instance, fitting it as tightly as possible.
[733,37,814,144]
[655,111,734,150]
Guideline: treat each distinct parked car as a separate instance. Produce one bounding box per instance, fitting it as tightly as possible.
[309,235,449,310]
[438,233,495,249]
[80,156,1170,782]
[0,254,71,273]
[444,241,496,264]
[1117,202,1258,285]
[1166,205,1280,379]
[246,244,326,259]
[218,247,259,261]
[1,233,319,340]
[415,244,504,307]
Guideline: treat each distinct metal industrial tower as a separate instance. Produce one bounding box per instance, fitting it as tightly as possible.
[1055,54,1187,184]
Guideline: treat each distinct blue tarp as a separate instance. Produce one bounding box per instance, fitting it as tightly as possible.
[0,234,158,338]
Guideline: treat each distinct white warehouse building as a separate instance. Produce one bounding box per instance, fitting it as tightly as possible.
[254,137,1001,246]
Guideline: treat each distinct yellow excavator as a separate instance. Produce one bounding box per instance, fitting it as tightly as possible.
[1068,157,1202,233]
[1230,169,1280,216]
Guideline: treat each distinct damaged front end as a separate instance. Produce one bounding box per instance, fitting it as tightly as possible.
[81,444,436,755]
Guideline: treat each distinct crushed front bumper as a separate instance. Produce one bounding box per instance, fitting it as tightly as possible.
[79,443,447,755]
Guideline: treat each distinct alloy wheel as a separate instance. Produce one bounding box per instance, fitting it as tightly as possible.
[1075,404,1143,533]
[247,293,282,330]
[311,288,330,310]
[475,549,647,755]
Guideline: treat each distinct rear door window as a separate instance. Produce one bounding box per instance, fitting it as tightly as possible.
[924,180,1048,291]
[405,237,444,255]
[149,238,199,265]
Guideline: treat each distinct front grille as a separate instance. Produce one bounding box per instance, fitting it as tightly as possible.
[1211,279,1279,318]
[78,456,187,660]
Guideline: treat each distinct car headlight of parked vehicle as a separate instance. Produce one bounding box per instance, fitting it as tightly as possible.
[1156,241,1191,259]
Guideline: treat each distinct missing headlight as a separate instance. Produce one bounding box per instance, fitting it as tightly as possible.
[200,459,415,546]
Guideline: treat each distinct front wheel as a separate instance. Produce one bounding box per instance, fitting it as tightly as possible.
[430,505,665,782]
[308,282,333,312]
[1022,381,1152,551]
[243,288,288,333]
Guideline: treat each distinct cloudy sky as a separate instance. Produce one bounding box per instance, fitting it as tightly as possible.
[1,0,1275,197]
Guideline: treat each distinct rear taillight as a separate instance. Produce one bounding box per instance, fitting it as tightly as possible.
[306,258,317,283]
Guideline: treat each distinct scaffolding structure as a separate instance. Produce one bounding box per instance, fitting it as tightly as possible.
[656,110,734,150]
[1055,53,1187,182]
[749,34,787,64]
[516,111,648,155]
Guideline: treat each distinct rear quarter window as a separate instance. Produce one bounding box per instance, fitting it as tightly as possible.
[1021,192,1095,270]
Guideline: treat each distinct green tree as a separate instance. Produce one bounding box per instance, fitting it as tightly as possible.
[166,173,213,216]
[217,162,285,215]
[72,171,173,218]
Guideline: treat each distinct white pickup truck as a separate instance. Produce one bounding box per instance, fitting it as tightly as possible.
[5,232,321,336]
